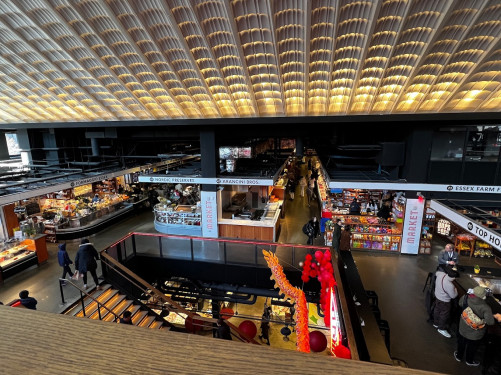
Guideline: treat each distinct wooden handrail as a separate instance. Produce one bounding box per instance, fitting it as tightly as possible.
[101,251,261,344]
[332,251,359,360]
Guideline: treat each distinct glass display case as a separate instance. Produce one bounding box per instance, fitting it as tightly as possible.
[154,205,201,226]
[0,235,47,282]
[0,242,36,270]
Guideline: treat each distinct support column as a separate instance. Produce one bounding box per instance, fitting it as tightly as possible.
[16,129,32,166]
[0,132,9,160]
[43,129,59,165]
[90,137,100,157]
[296,137,303,158]
[200,130,218,238]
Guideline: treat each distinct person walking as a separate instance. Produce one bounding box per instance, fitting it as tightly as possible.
[303,217,320,245]
[75,238,101,290]
[339,225,352,251]
[438,243,459,267]
[307,177,316,207]
[120,310,133,324]
[57,243,74,285]
[299,176,307,198]
[19,290,37,310]
[216,318,232,340]
[287,178,297,201]
[332,218,342,250]
[258,314,270,345]
[455,286,501,366]
[433,265,458,338]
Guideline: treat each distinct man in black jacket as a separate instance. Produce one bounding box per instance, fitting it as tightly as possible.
[75,239,101,290]
[332,218,342,250]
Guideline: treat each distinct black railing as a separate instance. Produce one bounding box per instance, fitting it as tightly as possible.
[58,278,120,322]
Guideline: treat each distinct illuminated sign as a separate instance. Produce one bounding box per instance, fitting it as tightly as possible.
[437,219,451,236]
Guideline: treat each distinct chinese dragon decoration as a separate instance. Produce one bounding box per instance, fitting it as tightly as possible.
[262,250,310,353]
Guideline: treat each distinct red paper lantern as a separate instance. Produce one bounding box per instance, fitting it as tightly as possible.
[239,320,257,339]
[309,330,328,352]
[220,307,234,319]
[333,344,352,359]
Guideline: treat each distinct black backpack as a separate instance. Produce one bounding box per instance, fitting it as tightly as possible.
[302,223,312,236]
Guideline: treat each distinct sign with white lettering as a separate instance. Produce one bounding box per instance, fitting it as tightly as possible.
[201,191,218,238]
[139,175,274,186]
[430,200,501,250]
[401,198,425,254]
[328,181,501,194]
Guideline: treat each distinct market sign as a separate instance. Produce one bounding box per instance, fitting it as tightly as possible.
[328,181,501,194]
[139,175,274,186]
[201,191,218,238]
[401,198,425,255]
[430,200,501,250]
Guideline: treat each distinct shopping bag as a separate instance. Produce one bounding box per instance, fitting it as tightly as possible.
[72,271,81,280]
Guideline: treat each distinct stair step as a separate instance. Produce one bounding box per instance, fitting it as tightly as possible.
[103,299,133,322]
[138,315,156,328]
[89,294,126,320]
[76,289,118,318]
[131,310,148,326]
[148,320,164,329]
[63,286,112,316]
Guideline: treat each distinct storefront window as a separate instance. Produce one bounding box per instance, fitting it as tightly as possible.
[430,130,465,161]
[5,133,20,156]
[465,126,501,162]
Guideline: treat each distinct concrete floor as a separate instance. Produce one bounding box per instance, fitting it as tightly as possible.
[1,171,499,375]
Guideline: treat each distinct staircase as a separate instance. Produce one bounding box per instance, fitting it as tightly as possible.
[63,284,169,330]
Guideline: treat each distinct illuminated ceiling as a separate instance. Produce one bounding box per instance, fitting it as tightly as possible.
[0,0,501,124]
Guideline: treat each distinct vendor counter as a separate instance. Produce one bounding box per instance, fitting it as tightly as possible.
[154,204,202,236]
[57,202,135,240]
[218,202,282,241]
[454,266,501,314]
[0,235,48,283]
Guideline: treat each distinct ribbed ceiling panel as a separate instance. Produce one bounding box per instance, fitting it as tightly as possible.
[0,0,499,124]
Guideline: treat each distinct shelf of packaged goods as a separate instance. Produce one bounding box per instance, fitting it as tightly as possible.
[352,234,401,240]
[351,244,400,251]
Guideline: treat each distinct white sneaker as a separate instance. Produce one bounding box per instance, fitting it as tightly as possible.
[438,329,451,338]
[83,284,87,289]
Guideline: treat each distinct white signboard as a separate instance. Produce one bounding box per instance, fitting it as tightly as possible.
[401,198,425,255]
[329,181,501,194]
[430,200,501,250]
[139,175,274,186]
[201,191,218,238]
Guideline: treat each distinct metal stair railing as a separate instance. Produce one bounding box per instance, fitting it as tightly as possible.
[100,251,261,344]
[58,278,120,322]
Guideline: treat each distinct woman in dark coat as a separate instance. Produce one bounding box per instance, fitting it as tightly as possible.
[75,238,100,289]
[339,225,352,251]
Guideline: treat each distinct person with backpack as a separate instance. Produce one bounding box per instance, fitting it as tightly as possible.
[57,243,74,285]
[303,217,320,245]
[433,265,458,338]
[454,286,501,366]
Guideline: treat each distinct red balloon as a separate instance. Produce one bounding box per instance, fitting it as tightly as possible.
[238,320,257,340]
[301,274,309,282]
[310,331,328,352]
[305,254,312,261]
[315,250,324,261]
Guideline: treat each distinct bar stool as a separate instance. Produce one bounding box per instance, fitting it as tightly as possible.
[366,290,378,307]
[378,319,391,354]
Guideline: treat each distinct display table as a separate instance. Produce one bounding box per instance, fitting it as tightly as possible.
[218,202,282,241]
[454,267,501,314]
[0,235,48,283]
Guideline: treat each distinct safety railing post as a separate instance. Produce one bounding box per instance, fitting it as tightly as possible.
[159,236,163,257]
[132,234,137,256]
[190,238,194,261]
[80,291,86,317]
[59,279,65,304]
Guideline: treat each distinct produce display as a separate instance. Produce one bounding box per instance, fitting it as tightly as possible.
[41,194,127,218]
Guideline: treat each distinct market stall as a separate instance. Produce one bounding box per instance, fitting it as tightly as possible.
[0,234,48,283]
[218,184,282,242]
[322,189,405,252]
[152,183,201,236]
